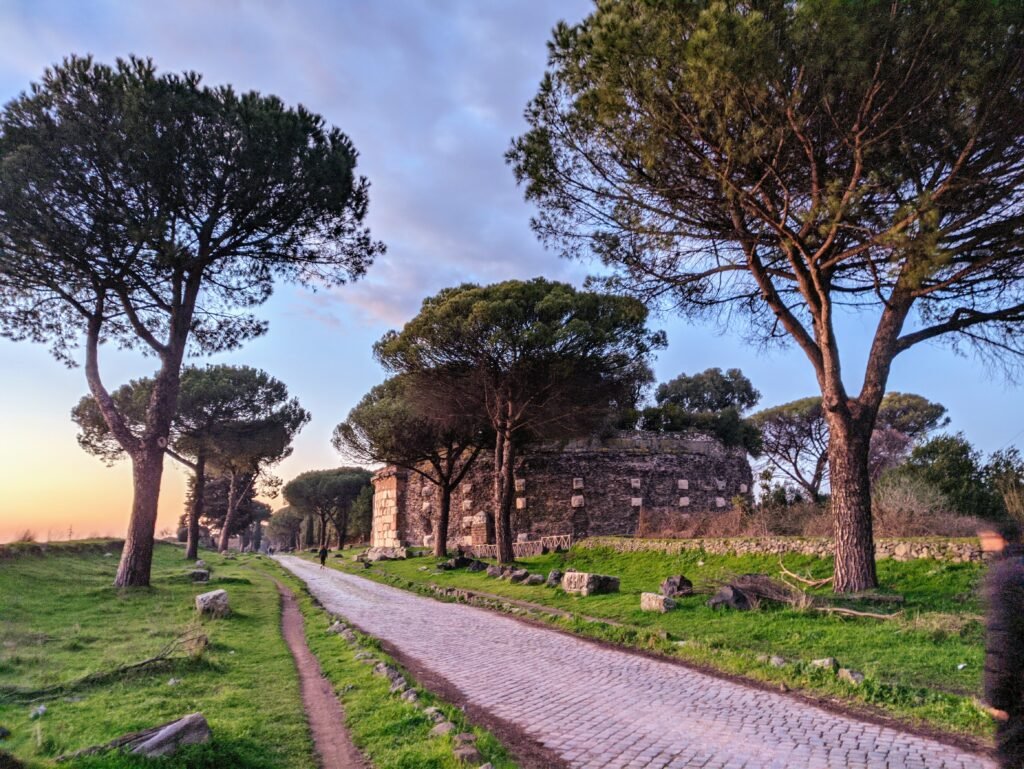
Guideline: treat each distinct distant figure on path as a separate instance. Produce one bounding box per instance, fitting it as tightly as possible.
[318,546,328,569]
[981,521,1024,769]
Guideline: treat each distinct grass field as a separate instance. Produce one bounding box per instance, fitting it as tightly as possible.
[0,540,520,769]
[0,541,312,768]
[311,541,996,740]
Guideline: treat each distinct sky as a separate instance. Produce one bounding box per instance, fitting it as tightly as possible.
[1,0,1022,543]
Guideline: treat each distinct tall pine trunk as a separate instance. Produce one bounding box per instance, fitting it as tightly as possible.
[303,513,315,547]
[336,514,347,551]
[827,414,878,592]
[318,513,329,548]
[495,435,516,564]
[434,485,451,557]
[185,453,205,560]
[114,446,165,587]
[217,473,239,552]
[487,429,504,545]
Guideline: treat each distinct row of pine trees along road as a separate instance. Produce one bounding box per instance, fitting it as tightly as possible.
[2,1,1024,593]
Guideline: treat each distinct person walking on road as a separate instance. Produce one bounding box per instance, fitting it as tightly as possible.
[981,521,1024,769]
[318,545,328,569]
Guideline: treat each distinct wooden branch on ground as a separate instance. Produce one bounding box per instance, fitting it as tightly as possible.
[779,559,834,588]
[813,607,904,620]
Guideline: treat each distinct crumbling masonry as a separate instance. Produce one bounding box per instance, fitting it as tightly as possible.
[370,430,753,549]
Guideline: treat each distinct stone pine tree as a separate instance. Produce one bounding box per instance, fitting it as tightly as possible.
[332,375,489,557]
[73,364,306,559]
[206,387,309,553]
[752,393,948,501]
[374,278,662,563]
[266,506,304,551]
[0,56,381,586]
[282,468,373,550]
[195,475,271,549]
[509,2,1024,590]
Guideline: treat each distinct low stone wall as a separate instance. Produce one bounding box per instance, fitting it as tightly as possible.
[577,536,983,563]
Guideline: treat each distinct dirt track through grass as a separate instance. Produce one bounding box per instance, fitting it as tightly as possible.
[277,582,366,769]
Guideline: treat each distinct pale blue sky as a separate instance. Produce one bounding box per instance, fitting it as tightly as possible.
[0,0,1020,541]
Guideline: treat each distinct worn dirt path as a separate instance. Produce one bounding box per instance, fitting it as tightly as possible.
[277,582,366,769]
[277,555,996,769]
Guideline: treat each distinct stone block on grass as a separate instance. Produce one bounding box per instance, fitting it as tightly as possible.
[640,592,676,612]
[429,721,455,738]
[838,668,865,686]
[194,590,229,617]
[660,575,693,598]
[560,571,620,596]
[131,713,211,758]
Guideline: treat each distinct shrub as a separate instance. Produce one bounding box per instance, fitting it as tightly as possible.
[871,473,979,536]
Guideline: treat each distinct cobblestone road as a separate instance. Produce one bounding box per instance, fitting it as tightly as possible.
[277,556,994,769]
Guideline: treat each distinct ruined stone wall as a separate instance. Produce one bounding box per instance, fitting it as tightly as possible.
[374,431,753,547]
[370,467,406,548]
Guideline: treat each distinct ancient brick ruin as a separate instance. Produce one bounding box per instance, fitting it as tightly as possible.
[370,431,753,549]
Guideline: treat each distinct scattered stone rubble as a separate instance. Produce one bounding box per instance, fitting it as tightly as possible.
[640,592,675,612]
[358,546,411,562]
[660,574,694,597]
[707,585,752,611]
[194,589,229,617]
[560,570,620,597]
[56,713,211,762]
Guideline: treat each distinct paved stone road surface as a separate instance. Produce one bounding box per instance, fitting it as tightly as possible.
[277,556,994,769]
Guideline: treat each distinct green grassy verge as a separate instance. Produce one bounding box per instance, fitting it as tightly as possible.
[0,542,312,768]
[266,564,518,769]
[310,542,995,741]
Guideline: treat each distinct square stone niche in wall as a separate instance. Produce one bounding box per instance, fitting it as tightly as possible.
[463,483,473,495]
[678,496,690,507]
[462,499,473,511]
[514,478,526,492]
[516,497,527,510]
[677,479,689,490]
[631,497,643,507]
[421,501,431,512]
[715,497,726,508]
[630,478,641,489]
[571,495,585,508]
[572,477,584,490]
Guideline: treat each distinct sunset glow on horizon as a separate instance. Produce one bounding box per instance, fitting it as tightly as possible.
[2,1,1024,545]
